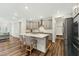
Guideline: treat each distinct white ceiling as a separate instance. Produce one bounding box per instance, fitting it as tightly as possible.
[0,3,78,21]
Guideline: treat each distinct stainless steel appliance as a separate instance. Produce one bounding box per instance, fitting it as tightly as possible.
[72,14,79,56]
[63,13,79,56]
[63,18,73,56]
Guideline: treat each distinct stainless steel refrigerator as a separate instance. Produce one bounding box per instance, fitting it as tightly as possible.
[72,14,79,56]
[63,18,73,56]
[63,14,79,56]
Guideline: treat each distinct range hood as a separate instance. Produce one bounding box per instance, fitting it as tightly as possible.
[38,20,46,32]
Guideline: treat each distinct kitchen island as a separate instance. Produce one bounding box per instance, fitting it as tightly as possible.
[21,33,49,53]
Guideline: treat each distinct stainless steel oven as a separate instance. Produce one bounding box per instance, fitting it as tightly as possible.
[72,21,79,56]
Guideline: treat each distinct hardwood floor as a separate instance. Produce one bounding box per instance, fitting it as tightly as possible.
[51,39,64,56]
[28,38,64,56]
[0,36,25,56]
[0,36,64,56]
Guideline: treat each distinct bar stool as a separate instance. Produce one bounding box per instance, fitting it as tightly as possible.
[19,35,27,55]
[25,37,37,55]
[20,35,37,55]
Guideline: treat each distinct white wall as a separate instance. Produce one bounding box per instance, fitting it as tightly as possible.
[20,19,26,34]
[10,21,20,37]
[0,18,12,33]
[0,17,26,38]
[0,18,28,38]
[10,19,26,37]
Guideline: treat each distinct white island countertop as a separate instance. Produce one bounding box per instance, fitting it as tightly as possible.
[32,29,52,34]
[21,33,49,38]
[20,33,49,53]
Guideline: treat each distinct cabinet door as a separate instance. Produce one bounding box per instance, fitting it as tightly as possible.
[42,20,52,29]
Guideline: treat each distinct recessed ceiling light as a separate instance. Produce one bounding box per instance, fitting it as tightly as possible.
[25,6,28,10]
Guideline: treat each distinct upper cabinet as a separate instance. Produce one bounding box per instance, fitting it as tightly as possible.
[55,17,65,35]
[26,17,52,31]
[26,20,40,30]
[26,17,52,33]
[42,19,52,29]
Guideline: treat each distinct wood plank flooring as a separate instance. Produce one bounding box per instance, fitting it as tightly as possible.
[0,36,64,56]
[28,38,64,56]
[0,36,25,56]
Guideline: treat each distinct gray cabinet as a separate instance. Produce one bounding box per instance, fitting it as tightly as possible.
[42,19,52,29]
